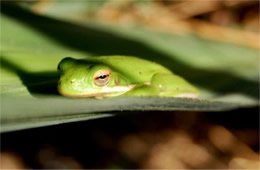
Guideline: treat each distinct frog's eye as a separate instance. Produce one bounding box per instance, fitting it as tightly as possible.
[93,70,111,86]
[58,57,75,71]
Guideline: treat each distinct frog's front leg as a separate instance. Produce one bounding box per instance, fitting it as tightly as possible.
[123,73,169,97]
[123,83,159,96]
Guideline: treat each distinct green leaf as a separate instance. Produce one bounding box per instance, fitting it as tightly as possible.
[1,96,255,132]
[1,4,259,132]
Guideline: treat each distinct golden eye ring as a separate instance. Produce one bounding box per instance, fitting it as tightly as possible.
[93,69,111,86]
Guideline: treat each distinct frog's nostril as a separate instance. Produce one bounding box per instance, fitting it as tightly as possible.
[70,79,76,84]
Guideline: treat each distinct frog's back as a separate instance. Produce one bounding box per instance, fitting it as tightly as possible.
[86,56,172,83]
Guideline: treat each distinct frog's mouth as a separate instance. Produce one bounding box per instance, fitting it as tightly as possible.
[58,85,136,98]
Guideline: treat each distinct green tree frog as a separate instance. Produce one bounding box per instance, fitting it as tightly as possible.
[57,56,198,98]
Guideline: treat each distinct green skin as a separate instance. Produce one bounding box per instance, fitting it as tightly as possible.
[57,56,199,98]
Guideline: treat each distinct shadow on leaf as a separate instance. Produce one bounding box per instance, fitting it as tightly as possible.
[0,57,59,95]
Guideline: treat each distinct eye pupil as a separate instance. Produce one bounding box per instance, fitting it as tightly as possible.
[98,75,107,79]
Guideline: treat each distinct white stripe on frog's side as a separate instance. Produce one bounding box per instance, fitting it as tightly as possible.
[96,85,137,97]
[175,93,198,98]
[59,85,136,98]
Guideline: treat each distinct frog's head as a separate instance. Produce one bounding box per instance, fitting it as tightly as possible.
[57,57,133,98]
